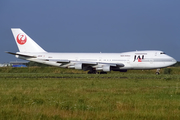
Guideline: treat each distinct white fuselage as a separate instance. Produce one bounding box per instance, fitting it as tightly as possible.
[17,50,176,70]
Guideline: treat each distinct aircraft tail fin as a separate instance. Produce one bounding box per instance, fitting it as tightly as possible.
[11,28,46,53]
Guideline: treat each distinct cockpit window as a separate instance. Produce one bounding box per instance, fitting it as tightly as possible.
[160,52,166,54]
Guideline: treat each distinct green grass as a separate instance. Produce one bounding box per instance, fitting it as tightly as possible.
[0,67,180,119]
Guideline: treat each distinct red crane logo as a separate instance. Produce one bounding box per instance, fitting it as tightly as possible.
[16,33,27,45]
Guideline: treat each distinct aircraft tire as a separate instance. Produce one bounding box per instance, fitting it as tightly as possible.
[88,70,97,74]
[156,72,160,75]
[100,71,107,74]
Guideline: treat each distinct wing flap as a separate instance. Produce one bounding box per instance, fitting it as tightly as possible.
[81,62,97,65]
[44,59,98,65]
[98,63,124,67]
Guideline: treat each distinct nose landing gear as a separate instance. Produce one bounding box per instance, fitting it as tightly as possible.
[156,69,160,75]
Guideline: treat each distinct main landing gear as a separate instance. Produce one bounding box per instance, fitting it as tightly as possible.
[88,70,97,74]
[99,71,107,74]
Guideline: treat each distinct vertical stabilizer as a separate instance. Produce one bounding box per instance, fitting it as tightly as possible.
[11,28,46,53]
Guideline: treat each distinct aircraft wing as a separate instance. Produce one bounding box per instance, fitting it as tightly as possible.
[45,59,97,65]
[43,58,124,68]
[6,52,124,69]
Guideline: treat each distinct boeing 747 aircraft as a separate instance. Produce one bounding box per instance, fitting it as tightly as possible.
[7,28,177,74]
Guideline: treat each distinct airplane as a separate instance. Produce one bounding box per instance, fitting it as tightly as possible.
[7,28,177,74]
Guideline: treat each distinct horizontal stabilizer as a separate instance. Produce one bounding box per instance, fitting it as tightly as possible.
[6,52,37,58]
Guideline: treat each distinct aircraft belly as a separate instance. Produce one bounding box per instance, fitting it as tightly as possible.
[129,61,155,69]
[122,63,132,69]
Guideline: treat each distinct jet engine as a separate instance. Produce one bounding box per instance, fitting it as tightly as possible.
[74,63,82,70]
[96,65,111,72]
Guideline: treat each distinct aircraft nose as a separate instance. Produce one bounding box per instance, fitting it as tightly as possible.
[172,58,177,64]
[169,56,177,65]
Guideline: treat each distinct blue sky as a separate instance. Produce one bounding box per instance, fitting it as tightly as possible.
[0,0,180,62]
